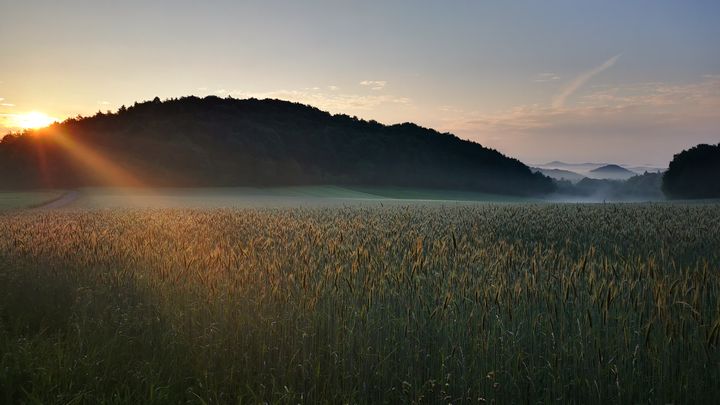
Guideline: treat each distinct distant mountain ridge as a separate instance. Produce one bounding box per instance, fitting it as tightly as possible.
[545,161,607,167]
[531,167,585,183]
[590,164,635,174]
[535,161,658,181]
[540,161,664,172]
[590,164,630,173]
[588,164,636,181]
[0,96,555,195]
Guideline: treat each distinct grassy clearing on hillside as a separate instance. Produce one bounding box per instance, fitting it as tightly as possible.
[44,186,527,209]
[0,191,64,210]
[1,204,719,403]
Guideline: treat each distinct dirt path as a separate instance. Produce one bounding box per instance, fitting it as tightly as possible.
[37,191,80,209]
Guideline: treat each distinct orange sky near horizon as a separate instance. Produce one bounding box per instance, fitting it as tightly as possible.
[1,1,719,167]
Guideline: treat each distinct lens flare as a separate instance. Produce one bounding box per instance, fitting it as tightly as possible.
[10,111,58,129]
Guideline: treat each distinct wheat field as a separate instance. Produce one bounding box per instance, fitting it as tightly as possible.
[1,203,719,403]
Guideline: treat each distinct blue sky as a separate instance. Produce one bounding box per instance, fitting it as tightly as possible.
[1,0,719,165]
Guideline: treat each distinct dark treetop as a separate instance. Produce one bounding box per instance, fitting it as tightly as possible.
[662,143,720,199]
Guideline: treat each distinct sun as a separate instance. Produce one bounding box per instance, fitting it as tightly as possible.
[11,111,58,129]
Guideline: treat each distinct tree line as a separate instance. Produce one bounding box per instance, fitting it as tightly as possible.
[0,96,555,195]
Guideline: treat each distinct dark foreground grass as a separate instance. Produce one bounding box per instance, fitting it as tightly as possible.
[1,204,719,403]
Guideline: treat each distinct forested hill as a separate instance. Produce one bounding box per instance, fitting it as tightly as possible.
[0,96,555,195]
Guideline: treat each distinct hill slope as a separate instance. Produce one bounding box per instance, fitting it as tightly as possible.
[663,143,720,199]
[588,164,636,180]
[0,96,554,195]
[531,167,585,183]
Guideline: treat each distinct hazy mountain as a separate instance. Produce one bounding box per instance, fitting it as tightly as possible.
[588,164,637,180]
[545,161,607,167]
[591,164,634,173]
[536,161,636,180]
[627,165,665,174]
[538,161,664,177]
[531,167,585,183]
[0,96,555,195]
[539,161,609,172]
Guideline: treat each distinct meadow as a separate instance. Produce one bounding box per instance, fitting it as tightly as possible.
[0,191,64,210]
[39,186,535,210]
[1,202,719,403]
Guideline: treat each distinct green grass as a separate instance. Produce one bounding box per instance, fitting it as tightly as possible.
[0,191,64,210]
[44,186,526,209]
[1,203,719,403]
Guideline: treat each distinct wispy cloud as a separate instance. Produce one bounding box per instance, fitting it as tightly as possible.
[456,75,720,133]
[435,74,720,165]
[534,73,560,82]
[552,54,621,108]
[438,105,464,113]
[225,88,410,112]
[360,80,387,90]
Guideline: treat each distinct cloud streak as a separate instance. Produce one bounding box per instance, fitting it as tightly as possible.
[360,80,387,90]
[428,75,720,166]
[552,54,621,108]
[534,73,560,82]
[224,88,411,113]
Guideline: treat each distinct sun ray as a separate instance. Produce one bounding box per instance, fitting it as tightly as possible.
[46,129,145,188]
[9,111,58,129]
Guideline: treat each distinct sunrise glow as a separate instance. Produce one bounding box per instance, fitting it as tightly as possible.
[10,112,58,129]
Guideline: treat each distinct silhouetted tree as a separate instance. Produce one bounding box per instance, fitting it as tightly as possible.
[663,143,720,199]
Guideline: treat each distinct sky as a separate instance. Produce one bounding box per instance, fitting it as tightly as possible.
[1,0,719,166]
